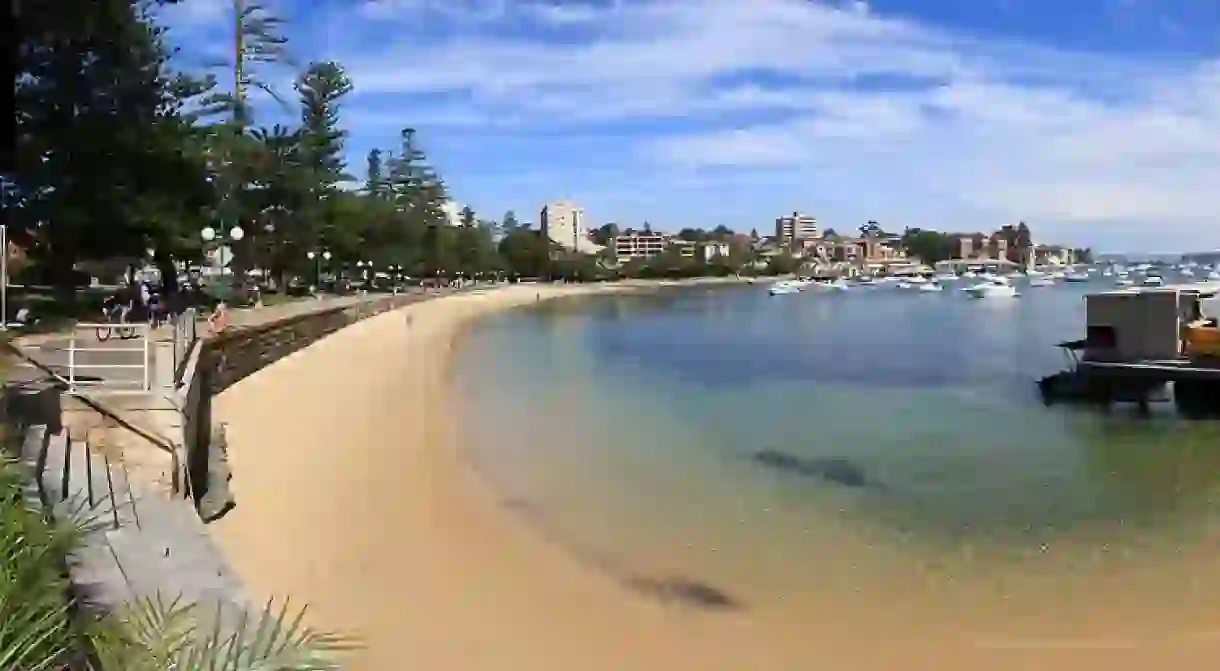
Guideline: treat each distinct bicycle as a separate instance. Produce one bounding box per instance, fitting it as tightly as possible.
[96,304,138,341]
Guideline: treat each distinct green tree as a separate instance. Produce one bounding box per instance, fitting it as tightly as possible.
[12,0,214,300]
[364,149,387,199]
[501,210,521,233]
[200,0,292,128]
[498,228,550,277]
[296,61,354,255]
[591,223,620,246]
[900,228,953,264]
[459,205,476,228]
[296,61,353,192]
[765,253,800,275]
[247,123,306,288]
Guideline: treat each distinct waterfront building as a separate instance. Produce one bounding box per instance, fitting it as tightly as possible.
[541,200,601,253]
[774,212,821,247]
[613,231,711,264]
[440,201,464,227]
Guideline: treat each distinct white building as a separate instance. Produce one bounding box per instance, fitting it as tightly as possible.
[541,200,601,253]
[441,201,464,227]
[774,212,820,246]
[701,241,731,262]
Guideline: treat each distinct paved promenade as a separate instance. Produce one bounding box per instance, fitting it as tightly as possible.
[5,287,475,649]
[8,292,429,391]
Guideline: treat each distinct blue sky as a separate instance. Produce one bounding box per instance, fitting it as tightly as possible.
[157,0,1220,253]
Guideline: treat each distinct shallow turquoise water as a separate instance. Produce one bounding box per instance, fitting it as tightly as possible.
[452,283,1220,625]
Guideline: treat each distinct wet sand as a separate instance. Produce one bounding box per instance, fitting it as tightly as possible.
[209,283,1220,670]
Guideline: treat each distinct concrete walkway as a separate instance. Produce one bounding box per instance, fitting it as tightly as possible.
[5,287,486,647]
[8,293,406,391]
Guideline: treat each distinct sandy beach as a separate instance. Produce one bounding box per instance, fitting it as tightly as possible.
[208,282,1220,670]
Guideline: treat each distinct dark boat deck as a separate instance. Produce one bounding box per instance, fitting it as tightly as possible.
[1078,358,1220,382]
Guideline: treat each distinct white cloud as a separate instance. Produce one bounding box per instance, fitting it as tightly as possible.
[180,0,1220,248]
[159,0,229,25]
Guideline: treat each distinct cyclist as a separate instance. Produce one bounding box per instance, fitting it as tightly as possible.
[101,285,134,323]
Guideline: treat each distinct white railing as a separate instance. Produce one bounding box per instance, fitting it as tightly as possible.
[63,323,152,395]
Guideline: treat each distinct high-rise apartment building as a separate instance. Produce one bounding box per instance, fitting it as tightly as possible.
[540,200,590,252]
[774,212,820,246]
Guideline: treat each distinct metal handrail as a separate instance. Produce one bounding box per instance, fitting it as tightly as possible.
[0,338,185,496]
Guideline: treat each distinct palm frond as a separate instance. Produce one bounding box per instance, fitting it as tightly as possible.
[89,593,359,670]
[0,458,85,670]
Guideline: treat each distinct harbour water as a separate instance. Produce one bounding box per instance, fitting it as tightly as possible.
[452,283,1220,643]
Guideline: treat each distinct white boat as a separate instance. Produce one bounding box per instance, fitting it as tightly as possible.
[1115,278,1134,287]
[1025,268,1046,277]
[1028,277,1055,287]
[965,277,1018,299]
[1180,268,1195,277]
[830,279,851,291]
[1063,272,1090,283]
[769,282,801,295]
[906,275,929,285]
[1207,270,1220,281]
[918,282,943,293]
[933,273,958,282]
[1050,271,1067,280]
[895,281,913,289]
[1141,275,1164,287]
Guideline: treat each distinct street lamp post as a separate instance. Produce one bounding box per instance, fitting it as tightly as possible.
[200,224,245,305]
[306,249,332,292]
[355,260,373,286]
[201,225,245,279]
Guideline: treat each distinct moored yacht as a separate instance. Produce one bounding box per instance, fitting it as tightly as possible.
[768,280,801,295]
[965,276,1018,298]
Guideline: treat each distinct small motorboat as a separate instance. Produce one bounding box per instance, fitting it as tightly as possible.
[1064,272,1090,283]
[965,277,1018,299]
[1115,278,1135,287]
[895,281,913,289]
[1028,277,1055,287]
[769,281,801,296]
[918,282,943,293]
[1141,275,1164,287]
